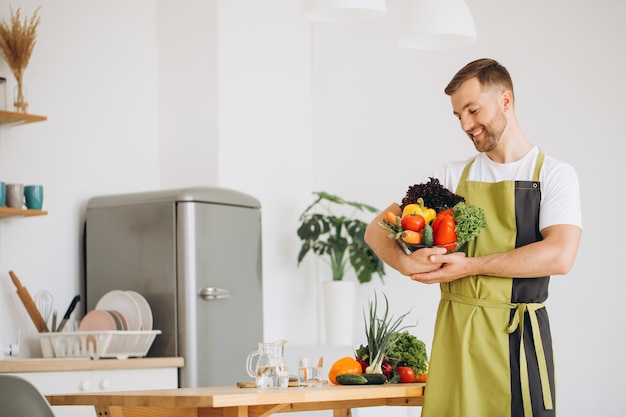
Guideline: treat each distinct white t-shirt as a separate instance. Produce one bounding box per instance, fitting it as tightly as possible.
[433,146,583,231]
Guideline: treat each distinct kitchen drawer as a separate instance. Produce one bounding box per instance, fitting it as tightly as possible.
[13,367,177,393]
[88,367,178,391]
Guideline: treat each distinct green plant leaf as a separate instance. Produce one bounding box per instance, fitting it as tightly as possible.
[297,241,311,264]
[296,191,386,284]
[350,244,385,284]
[297,214,330,240]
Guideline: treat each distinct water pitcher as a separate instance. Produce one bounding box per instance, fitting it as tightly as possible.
[246,340,289,388]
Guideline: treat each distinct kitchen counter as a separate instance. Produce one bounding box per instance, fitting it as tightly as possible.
[0,357,184,373]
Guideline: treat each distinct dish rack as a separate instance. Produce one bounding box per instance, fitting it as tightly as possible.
[39,330,161,360]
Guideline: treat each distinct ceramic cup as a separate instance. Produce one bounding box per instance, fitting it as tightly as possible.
[0,182,6,206]
[5,183,24,208]
[24,184,44,210]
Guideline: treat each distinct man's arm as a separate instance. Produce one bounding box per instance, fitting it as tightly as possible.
[364,203,447,276]
[409,223,582,284]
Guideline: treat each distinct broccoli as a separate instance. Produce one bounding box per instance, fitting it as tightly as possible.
[453,201,487,247]
[386,331,428,375]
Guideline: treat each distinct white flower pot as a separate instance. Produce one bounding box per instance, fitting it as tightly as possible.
[322,280,356,346]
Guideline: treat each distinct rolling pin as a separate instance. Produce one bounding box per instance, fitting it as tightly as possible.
[9,270,50,333]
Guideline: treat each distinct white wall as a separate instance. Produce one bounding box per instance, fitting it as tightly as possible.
[0,1,623,416]
[0,0,160,354]
[215,0,318,344]
[157,0,219,188]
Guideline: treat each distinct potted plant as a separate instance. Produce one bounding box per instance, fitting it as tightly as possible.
[297,191,385,283]
[297,191,386,345]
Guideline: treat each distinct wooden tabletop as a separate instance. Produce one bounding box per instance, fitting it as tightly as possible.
[47,383,425,417]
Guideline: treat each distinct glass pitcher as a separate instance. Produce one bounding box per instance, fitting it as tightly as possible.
[246,340,289,388]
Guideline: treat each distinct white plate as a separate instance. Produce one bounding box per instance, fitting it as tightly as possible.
[95,290,142,331]
[125,290,153,330]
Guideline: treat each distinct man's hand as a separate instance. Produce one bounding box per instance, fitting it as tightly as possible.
[409,224,582,284]
[396,246,449,276]
[409,252,469,284]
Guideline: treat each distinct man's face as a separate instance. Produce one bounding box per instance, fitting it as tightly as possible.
[450,77,508,153]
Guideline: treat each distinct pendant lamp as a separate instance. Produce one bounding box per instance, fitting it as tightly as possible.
[300,0,386,22]
[398,0,477,50]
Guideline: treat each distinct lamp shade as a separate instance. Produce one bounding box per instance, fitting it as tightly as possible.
[300,0,386,22]
[398,0,477,50]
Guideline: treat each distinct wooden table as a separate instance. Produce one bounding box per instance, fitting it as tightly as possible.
[46,383,425,417]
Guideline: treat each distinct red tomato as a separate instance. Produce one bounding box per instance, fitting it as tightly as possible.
[401,214,425,232]
[395,366,415,383]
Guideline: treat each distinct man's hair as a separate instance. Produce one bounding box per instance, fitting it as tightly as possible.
[444,58,514,97]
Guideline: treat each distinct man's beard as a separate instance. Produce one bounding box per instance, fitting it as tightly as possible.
[472,110,507,153]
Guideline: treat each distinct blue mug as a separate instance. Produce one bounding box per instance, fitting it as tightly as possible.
[0,182,5,207]
[24,184,43,210]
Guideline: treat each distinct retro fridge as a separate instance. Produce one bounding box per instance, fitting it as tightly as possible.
[84,187,264,388]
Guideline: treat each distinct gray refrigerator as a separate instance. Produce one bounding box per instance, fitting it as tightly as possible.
[84,187,263,388]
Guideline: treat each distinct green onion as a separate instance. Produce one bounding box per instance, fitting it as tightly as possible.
[363,293,413,374]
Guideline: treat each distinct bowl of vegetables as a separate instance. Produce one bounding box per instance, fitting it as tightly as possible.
[378,177,486,253]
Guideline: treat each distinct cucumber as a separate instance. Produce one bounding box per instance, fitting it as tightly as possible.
[336,373,368,385]
[423,224,434,247]
[363,373,388,385]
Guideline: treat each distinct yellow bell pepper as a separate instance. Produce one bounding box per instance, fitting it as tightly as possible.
[401,198,437,224]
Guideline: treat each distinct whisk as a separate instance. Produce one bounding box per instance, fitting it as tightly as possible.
[34,291,54,331]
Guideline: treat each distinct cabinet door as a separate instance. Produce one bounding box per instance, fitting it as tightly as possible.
[11,370,93,393]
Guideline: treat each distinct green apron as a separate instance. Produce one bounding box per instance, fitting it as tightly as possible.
[421,151,556,417]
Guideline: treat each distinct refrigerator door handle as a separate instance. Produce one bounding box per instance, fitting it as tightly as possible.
[199,287,233,300]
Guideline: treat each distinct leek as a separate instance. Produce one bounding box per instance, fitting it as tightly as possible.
[363,293,413,374]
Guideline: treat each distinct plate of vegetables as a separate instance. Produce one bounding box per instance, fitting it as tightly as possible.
[378,177,486,253]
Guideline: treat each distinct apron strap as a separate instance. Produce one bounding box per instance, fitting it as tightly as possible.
[459,156,477,183]
[441,292,553,417]
[533,149,545,182]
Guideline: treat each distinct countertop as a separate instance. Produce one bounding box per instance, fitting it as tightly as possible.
[0,357,184,373]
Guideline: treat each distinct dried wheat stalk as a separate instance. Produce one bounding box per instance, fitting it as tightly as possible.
[0,6,41,112]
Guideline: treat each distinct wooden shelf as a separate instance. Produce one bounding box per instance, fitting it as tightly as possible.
[0,357,184,373]
[0,109,47,126]
[0,207,47,218]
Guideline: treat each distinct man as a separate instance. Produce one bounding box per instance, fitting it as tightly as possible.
[364,58,582,417]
